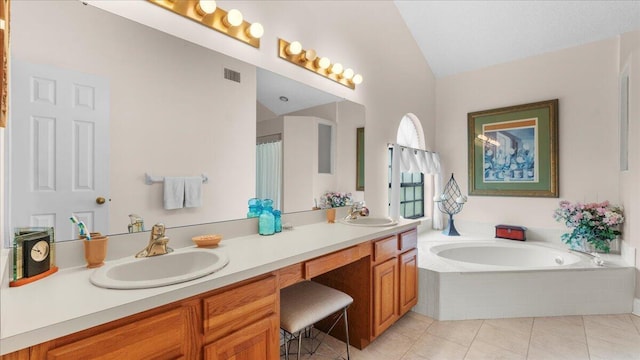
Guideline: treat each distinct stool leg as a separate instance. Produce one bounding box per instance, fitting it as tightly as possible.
[284,332,290,360]
[343,307,350,360]
[297,330,303,360]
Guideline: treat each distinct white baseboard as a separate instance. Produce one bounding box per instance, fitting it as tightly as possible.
[634,298,640,317]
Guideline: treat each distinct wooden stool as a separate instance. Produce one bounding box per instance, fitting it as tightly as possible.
[280,281,353,360]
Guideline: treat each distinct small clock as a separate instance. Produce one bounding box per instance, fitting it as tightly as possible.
[23,236,51,278]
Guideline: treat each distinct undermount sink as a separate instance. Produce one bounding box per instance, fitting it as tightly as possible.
[340,217,398,227]
[90,248,229,289]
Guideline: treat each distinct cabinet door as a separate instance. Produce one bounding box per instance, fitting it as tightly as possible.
[372,257,398,337]
[0,349,29,360]
[399,249,418,316]
[204,315,280,360]
[46,307,193,359]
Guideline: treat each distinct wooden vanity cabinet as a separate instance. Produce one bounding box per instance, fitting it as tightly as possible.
[398,229,418,315]
[23,298,200,359]
[5,274,279,360]
[202,275,280,360]
[372,255,399,337]
[1,226,419,359]
[312,227,419,346]
[372,228,418,337]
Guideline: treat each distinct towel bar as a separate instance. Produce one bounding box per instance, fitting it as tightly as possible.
[144,173,209,185]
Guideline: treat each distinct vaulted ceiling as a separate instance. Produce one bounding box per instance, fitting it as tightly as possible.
[394,1,640,78]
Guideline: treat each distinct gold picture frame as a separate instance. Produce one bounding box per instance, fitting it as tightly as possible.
[468,99,559,197]
[356,127,365,191]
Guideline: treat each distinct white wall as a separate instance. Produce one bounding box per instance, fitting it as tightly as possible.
[10,1,256,233]
[618,30,640,299]
[436,35,639,297]
[436,38,620,229]
[336,101,366,203]
[282,116,316,212]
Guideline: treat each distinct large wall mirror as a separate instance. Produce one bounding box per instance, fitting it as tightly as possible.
[4,1,364,245]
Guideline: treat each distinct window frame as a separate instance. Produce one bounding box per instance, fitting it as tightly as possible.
[388,147,425,219]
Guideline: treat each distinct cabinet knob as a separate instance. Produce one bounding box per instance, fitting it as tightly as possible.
[96,197,106,205]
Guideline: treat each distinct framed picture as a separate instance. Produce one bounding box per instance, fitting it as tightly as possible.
[468,99,559,197]
[356,127,365,191]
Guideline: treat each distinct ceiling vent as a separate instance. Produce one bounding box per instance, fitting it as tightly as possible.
[224,68,241,83]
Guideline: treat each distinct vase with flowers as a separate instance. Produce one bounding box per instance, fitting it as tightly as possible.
[553,200,624,253]
[320,191,352,209]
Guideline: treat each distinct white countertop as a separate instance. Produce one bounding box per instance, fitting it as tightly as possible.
[0,219,419,355]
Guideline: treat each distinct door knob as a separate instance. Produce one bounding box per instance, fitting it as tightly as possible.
[96,197,106,205]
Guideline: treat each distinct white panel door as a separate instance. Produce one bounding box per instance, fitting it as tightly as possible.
[10,60,109,241]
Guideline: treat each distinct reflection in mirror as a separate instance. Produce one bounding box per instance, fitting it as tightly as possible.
[5,1,364,245]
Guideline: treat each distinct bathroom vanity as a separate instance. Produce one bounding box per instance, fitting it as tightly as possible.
[0,220,419,359]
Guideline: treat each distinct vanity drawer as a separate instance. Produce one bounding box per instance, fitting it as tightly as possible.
[305,246,362,279]
[399,229,417,251]
[279,262,304,289]
[203,275,278,342]
[374,236,397,263]
[46,307,189,359]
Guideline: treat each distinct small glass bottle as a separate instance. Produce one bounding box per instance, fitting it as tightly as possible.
[258,199,275,235]
[247,198,262,218]
[273,210,282,233]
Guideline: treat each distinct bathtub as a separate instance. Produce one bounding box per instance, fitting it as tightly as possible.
[414,238,636,320]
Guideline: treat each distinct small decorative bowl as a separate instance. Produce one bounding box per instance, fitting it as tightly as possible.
[192,234,222,248]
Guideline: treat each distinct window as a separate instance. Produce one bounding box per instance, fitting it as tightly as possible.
[389,114,428,219]
[388,148,425,219]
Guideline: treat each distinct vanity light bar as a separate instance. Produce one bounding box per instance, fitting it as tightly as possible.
[278,39,362,90]
[147,0,263,48]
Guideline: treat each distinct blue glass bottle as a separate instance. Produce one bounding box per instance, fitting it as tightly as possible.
[247,198,262,218]
[258,199,275,235]
[273,210,282,233]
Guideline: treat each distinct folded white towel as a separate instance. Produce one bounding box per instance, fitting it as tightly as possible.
[164,177,185,210]
[184,176,202,208]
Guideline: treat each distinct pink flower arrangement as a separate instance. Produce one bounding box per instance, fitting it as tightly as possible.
[320,192,352,208]
[553,200,624,253]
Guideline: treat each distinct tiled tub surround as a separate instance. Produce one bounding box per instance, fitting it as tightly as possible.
[415,232,636,321]
[0,208,419,355]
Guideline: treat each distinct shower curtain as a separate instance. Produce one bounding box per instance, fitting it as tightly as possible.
[256,141,282,211]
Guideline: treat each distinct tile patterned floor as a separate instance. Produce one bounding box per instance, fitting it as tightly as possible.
[282,312,640,360]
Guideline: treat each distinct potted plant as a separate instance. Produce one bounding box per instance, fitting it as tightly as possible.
[320,192,352,209]
[553,200,624,253]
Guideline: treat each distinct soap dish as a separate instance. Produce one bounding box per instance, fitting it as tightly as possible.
[192,234,222,248]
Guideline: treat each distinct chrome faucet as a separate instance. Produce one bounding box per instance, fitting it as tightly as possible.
[128,214,144,233]
[568,249,604,266]
[345,201,369,220]
[135,223,173,258]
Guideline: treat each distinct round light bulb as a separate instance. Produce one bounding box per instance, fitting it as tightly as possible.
[352,74,363,85]
[303,49,317,62]
[247,22,264,39]
[286,41,302,56]
[330,63,343,75]
[316,57,331,70]
[196,0,217,15]
[224,9,243,27]
[342,68,354,80]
